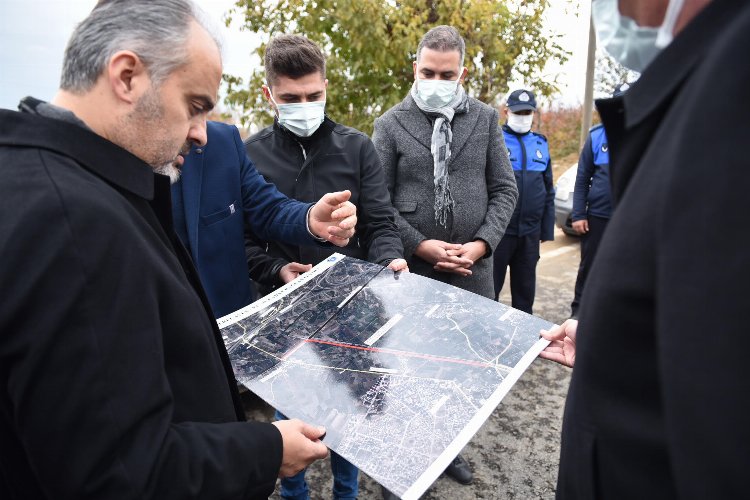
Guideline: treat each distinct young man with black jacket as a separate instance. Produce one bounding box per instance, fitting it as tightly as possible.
[244,34,407,500]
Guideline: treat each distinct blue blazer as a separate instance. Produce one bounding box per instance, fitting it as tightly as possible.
[172,121,314,318]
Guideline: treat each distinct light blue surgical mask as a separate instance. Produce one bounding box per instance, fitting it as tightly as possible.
[592,0,660,72]
[592,0,685,73]
[417,78,460,109]
[270,93,326,137]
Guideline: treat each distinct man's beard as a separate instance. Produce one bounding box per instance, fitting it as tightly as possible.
[154,161,181,184]
[117,87,188,183]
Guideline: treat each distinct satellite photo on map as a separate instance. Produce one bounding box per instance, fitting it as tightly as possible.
[217,254,553,499]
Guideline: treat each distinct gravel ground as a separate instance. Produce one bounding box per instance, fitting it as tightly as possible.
[244,231,579,499]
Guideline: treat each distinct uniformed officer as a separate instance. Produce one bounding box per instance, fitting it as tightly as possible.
[493,88,555,314]
[569,83,629,318]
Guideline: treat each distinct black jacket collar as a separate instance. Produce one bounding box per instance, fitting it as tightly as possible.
[0,105,155,200]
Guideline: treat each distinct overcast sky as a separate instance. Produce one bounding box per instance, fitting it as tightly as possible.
[0,0,590,111]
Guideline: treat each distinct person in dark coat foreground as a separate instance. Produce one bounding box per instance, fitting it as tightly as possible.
[540,0,750,498]
[0,1,361,497]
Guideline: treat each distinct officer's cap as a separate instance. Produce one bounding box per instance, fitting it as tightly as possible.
[613,82,630,97]
[506,89,537,112]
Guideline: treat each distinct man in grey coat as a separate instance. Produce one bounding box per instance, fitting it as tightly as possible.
[373,26,517,300]
[372,25,518,493]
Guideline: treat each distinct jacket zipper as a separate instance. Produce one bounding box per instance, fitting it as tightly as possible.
[295,142,307,183]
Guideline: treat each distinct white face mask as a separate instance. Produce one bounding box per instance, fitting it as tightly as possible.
[270,92,326,137]
[417,78,460,108]
[592,0,684,73]
[507,112,534,134]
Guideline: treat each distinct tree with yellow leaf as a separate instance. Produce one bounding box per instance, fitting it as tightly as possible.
[224,0,570,134]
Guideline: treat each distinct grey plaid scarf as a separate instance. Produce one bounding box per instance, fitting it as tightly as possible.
[410,81,470,227]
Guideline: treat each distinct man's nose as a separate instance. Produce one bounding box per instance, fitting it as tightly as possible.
[189,119,208,147]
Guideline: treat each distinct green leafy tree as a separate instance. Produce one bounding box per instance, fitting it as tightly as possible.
[224,0,570,135]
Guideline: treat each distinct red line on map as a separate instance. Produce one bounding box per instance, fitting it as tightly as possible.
[304,338,492,368]
[282,341,306,360]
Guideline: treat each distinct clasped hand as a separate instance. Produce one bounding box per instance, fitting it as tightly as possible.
[415,239,487,276]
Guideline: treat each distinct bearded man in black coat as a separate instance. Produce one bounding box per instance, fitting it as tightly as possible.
[0,1,363,498]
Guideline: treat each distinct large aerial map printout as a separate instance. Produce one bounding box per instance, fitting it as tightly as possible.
[217,254,552,499]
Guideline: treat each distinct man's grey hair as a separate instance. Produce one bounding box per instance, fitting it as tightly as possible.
[60,0,221,93]
[417,25,465,67]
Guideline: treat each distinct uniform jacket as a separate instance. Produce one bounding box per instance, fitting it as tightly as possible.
[571,124,612,221]
[0,109,282,499]
[558,1,750,498]
[244,117,403,286]
[373,94,518,298]
[502,126,555,240]
[172,120,314,318]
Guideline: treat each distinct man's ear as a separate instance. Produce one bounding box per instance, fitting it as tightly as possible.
[262,84,280,117]
[412,60,418,81]
[107,50,148,105]
[261,84,273,105]
[459,66,468,84]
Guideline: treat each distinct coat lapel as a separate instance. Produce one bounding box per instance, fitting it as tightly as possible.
[394,95,433,152]
[180,144,205,263]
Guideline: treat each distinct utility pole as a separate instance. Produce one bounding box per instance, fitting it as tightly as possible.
[581,13,596,150]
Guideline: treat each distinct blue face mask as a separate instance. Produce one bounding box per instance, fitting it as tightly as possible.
[592,0,685,73]
[417,78,460,108]
[270,93,326,137]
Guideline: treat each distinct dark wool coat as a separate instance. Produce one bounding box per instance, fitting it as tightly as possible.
[0,110,282,499]
[558,1,750,498]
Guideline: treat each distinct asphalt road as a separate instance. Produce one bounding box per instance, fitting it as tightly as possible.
[243,228,580,499]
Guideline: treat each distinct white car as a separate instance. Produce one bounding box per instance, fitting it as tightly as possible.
[554,163,578,236]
